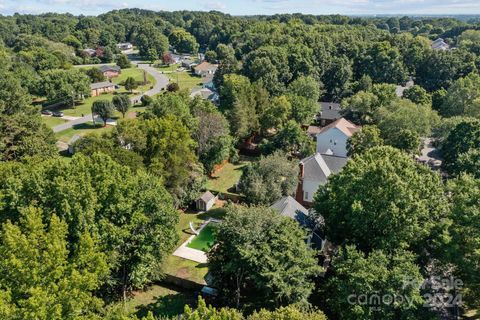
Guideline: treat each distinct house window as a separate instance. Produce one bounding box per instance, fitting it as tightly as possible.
[304,192,309,200]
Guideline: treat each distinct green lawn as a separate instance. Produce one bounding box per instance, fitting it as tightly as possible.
[186,223,217,252]
[124,283,194,319]
[41,116,67,128]
[206,160,251,196]
[55,122,114,143]
[156,64,180,72]
[112,67,155,93]
[166,71,203,92]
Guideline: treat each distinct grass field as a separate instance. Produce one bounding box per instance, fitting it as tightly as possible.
[41,116,67,128]
[156,64,180,72]
[186,223,217,252]
[124,283,194,318]
[166,71,202,92]
[55,67,155,118]
[55,122,114,143]
[206,160,251,196]
[112,67,155,93]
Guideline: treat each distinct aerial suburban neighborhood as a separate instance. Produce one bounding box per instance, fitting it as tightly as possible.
[0,4,480,320]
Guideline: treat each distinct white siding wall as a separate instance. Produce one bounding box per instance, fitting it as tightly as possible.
[303,179,323,202]
[316,128,349,157]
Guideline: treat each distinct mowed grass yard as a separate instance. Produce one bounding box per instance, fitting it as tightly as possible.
[124,283,195,319]
[165,71,203,92]
[41,115,67,128]
[53,67,155,118]
[112,67,155,93]
[206,158,253,196]
[55,121,114,143]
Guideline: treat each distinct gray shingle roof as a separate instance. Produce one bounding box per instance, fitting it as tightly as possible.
[270,196,309,226]
[90,81,115,90]
[319,102,342,120]
[300,153,348,184]
[198,191,215,203]
[99,65,121,73]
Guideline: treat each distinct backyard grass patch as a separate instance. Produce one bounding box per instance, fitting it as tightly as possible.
[55,122,113,143]
[41,116,67,128]
[112,67,155,93]
[206,159,252,196]
[166,71,202,92]
[124,283,195,319]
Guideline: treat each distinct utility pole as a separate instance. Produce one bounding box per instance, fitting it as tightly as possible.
[71,91,75,108]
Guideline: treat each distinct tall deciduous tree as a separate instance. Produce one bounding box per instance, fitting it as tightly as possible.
[322,245,426,320]
[0,154,179,299]
[238,151,298,205]
[446,174,480,308]
[92,99,114,126]
[0,206,108,320]
[314,146,449,254]
[112,94,131,118]
[208,206,321,309]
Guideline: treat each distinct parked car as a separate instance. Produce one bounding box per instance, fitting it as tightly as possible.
[52,111,64,117]
[41,109,53,115]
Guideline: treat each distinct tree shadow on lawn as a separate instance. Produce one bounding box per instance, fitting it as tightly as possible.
[72,123,99,130]
[198,207,226,220]
[134,285,195,318]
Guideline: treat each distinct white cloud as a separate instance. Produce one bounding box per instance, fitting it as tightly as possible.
[203,1,226,10]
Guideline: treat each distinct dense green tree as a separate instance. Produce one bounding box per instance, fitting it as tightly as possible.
[442,119,480,176]
[260,120,315,157]
[114,116,204,206]
[136,24,169,60]
[112,94,131,118]
[74,133,145,172]
[356,42,407,84]
[403,85,432,106]
[84,67,106,83]
[39,69,90,106]
[322,246,426,320]
[0,110,57,161]
[124,76,138,93]
[260,95,292,131]
[314,146,449,254]
[446,175,480,307]
[0,206,108,320]
[377,99,439,150]
[440,73,480,118]
[92,99,114,126]
[208,205,321,309]
[323,55,352,101]
[0,154,179,299]
[147,92,195,129]
[346,125,384,157]
[238,152,298,205]
[169,29,199,53]
[115,54,131,69]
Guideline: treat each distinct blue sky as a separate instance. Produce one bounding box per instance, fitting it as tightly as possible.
[2,0,480,16]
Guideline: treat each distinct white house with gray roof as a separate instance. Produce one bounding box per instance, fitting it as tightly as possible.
[316,118,360,157]
[296,153,348,205]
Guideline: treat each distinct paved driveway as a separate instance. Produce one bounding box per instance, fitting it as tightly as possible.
[53,63,169,133]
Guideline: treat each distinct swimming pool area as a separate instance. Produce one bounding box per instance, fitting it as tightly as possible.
[186,222,217,252]
[173,219,221,263]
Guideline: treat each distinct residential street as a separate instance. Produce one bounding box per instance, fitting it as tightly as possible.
[52,62,169,133]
